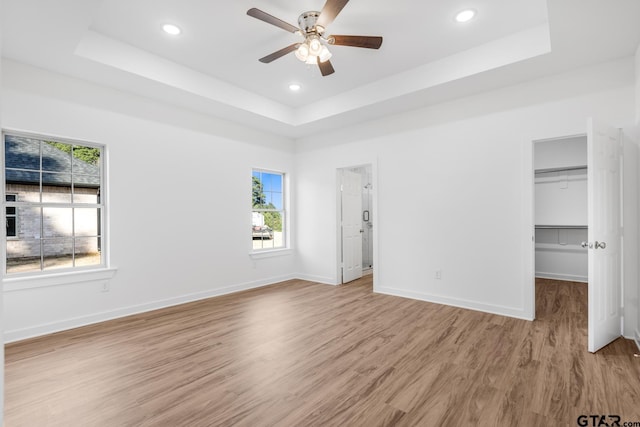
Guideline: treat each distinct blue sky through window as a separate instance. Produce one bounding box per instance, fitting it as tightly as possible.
[253,170,283,210]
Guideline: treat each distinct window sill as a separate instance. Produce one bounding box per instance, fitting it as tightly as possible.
[249,248,292,259]
[3,267,118,292]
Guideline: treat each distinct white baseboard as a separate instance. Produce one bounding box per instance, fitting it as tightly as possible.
[375,286,534,321]
[635,329,640,353]
[535,272,588,283]
[294,273,338,286]
[4,273,297,343]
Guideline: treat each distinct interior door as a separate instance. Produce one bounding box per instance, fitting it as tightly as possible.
[587,118,622,353]
[341,170,363,283]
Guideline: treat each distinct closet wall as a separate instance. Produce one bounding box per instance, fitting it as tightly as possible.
[534,137,588,282]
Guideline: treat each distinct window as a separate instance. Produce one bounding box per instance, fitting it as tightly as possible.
[6,194,17,237]
[252,170,285,251]
[3,132,104,274]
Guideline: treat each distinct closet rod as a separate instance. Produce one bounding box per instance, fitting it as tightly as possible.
[535,225,588,229]
[535,165,587,174]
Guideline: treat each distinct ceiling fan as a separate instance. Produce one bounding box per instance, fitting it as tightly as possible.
[247,0,383,76]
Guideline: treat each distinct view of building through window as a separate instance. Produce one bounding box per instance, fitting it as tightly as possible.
[252,170,285,250]
[3,133,104,274]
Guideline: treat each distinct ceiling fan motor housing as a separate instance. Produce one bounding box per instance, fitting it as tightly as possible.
[298,11,323,34]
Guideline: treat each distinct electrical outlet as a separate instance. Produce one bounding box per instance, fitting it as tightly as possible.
[435,270,442,280]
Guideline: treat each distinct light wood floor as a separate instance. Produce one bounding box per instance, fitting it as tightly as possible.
[5,277,640,426]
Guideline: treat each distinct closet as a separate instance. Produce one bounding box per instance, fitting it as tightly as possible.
[534,136,588,282]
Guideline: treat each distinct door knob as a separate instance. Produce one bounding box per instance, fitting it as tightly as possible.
[595,241,606,249]
[581,241,606,249]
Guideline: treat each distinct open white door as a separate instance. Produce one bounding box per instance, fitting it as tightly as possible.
[587,118,622,353]
[341,170,363,283]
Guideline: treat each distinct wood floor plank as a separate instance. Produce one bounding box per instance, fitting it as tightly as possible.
[5,276,640,426]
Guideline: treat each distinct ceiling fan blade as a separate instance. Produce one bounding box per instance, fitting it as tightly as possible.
[247,8,299,33]
[317,0,349,29]
[329,35,383,49]
[318,58,335,76]
[259,44,299,63]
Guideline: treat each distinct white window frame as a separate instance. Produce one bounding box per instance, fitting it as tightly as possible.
[250,168,289,256]
[2,130,110,279]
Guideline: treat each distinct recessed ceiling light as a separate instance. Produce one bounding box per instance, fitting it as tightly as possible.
[289,83,301,92]
[455,9,476,23]
[162,24,181,35]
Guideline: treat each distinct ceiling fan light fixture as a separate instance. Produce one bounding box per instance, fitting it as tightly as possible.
[318,45,332,63]
[305,55,318,65]
[295,42,310,61]
[308,37,323,56]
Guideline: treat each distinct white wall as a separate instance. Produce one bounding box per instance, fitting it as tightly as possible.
[534,136,587,170]
[635,43,640,349]
[296,57,637,321]
[636,43,640,125]
[622,137,639,345]
[1,61,297,342]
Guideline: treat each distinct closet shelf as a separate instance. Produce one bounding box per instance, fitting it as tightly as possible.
[535,225,587,229]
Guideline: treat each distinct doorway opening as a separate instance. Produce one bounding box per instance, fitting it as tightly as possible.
[533,136,588,286]
[533,135,589,340]
[338,164,374,284]
[531,119,624,353]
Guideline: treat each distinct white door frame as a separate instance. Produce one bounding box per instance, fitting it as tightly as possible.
[527,127,624,352]
[336,163,378,286]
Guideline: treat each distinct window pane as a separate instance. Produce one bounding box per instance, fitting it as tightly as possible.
[253,234,276,250]
[6,206,42,273]
[6,239,41,274]
[42,142,72,172]
[5,169,39,186]
[13,206,41,239]
[72,186,100,204]
[74,237,101,267]
[42,176,72,203]
[6,217,16,237]
[72,144,101,203]
[252,210,284,250]
[74,208,100,237]
[4,136,40,170]
[252,171,283,209]
[73,145,100,173]
[42,172,72,187]
[43,207,73,237]
[43,238,74,271]
[74,173,100,187]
